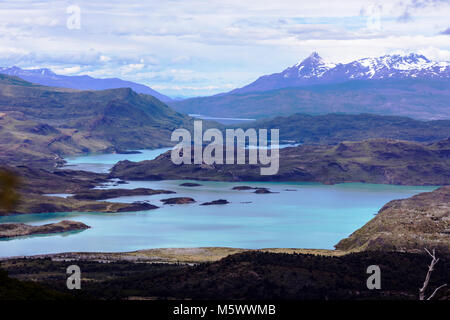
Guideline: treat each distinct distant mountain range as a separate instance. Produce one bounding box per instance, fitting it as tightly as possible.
[242,113,450,145]
[230,52,450,94]
[0,66,172,102]
[171,53,450,120]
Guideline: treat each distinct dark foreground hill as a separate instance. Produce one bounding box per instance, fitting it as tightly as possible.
[2,251,448,300]
[110,138,450,185]
[0,74,191,168]
[171,79,450,120]
[0,269,69,300]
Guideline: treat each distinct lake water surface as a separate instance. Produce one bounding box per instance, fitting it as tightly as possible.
[0,149,437,257]
[63,147,172,173]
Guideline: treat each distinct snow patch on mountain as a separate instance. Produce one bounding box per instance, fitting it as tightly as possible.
[230,52,450,94]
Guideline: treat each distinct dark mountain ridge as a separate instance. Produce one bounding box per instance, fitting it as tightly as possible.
[0,66,172,102]
[242,113,450,144]
[171,79,450,119]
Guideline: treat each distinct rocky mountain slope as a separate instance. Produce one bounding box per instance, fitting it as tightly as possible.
[336,186,450,254]
[0,66,172,102]
[110,138,450,185]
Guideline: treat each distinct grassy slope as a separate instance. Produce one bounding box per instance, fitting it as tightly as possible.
[22,247,345,265]
[0,74,192,168]
[336,186,450,254]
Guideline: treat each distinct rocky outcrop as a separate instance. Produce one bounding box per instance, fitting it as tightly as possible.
[335,186,450,254]
[254,188,275,194]
[0,220,90,239]
[232,186,258,190]
[116,202,158,212]
[200,199,229,205]
[179,183,202,187]
[161,197,195,205]
[231,186,275,193]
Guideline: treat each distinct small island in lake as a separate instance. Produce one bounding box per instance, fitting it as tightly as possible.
[0,220,90,239]
[200,199,229,205]
[161,197,196,205]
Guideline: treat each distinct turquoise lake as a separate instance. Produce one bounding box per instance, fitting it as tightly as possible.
[0,148,437,257]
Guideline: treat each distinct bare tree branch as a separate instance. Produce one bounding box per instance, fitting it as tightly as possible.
[419,248,447,300]
[427,284,447,301]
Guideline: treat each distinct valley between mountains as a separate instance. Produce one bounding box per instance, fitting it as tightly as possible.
[0,53,449,300]
[0,67,448,252]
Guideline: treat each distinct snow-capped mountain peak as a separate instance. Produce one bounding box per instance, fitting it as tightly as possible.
[285,52,336,79]
[349,53,449,79]
[295,51,323,66]
[230,52,450,94]
[0,66,56,77]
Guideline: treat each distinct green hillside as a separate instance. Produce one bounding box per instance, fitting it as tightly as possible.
[0,74,192,168]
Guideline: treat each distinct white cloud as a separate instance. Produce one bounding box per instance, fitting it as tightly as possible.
[120,63,145,73]
[99,55,111,62]
[0,0,448,96]
[52,66,82,74]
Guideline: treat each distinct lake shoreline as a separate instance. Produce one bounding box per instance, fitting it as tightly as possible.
[0,178,437,257]
[0,143,444,257]
[0,247,346,264]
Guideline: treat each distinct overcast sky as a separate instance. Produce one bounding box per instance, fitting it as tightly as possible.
[0,0,449,97]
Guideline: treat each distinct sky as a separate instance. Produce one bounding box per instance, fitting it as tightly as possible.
[0,0,449,97]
